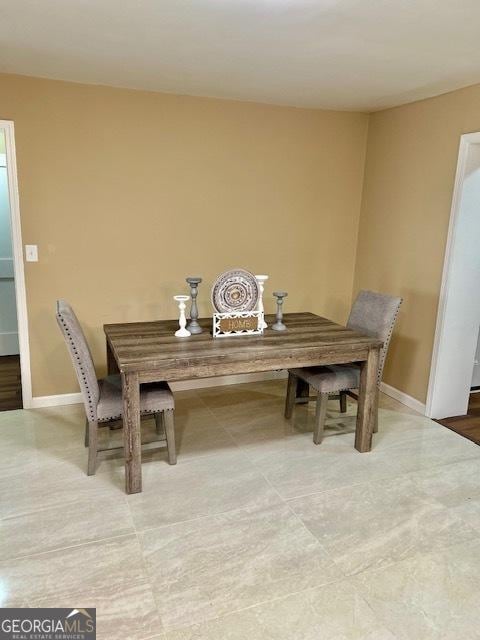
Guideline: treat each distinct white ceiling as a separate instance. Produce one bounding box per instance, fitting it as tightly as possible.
[1,0,480,111]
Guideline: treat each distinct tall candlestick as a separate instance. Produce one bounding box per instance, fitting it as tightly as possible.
[255,274,269,329]
[186,277,203,334]
[174,295,191,337]
[272,291,288,331]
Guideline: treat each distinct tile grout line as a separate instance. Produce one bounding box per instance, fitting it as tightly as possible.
[162,575,350,636]
[257,462,350,581]
[0,530,137,565]
[275,474,480,583]
[131,517,169,636]
[155,395,246,468]
[186,392,282,467]
[128,484,286,537]
[125,437,170,639]
[198,399,249,451]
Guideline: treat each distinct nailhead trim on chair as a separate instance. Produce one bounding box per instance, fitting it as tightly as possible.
[98,409,164,423]
[57,312,96,422]
[376,299,403,386]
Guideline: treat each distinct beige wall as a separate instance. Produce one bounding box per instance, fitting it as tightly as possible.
[0,73,368,396]
[353,83,480,403]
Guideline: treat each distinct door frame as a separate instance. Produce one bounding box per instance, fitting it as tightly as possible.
[1,120,32,409]
[426,131,480,418]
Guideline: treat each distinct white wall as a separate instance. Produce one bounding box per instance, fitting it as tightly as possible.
[0,144,19,355]
[428,140,480,417]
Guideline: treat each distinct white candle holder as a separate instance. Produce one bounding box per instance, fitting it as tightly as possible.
[174,295,191,337]
[255,275,269,329]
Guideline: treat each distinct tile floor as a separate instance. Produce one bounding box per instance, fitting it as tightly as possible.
[1,380,479,639]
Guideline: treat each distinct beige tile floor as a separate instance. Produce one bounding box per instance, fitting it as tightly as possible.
[1,380,479,639]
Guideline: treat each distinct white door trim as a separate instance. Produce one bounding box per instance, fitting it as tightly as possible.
[1,120,32,408]
[425,131,480,419]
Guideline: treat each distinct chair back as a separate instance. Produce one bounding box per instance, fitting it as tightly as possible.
[347,290,402,384]
[56,300,99,421]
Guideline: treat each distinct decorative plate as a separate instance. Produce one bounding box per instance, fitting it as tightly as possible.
[211,269,260,313]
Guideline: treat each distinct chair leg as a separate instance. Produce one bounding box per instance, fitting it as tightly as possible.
[339,391,347,413]
[87,420,98,476]
[373,390,379,433]
[284,372,297,419]
[84,418,89,447]
[163,410,177,465]
[155,412,165,437]
[313,393,329,445]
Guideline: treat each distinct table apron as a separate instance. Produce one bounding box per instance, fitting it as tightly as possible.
[134,347,371,384]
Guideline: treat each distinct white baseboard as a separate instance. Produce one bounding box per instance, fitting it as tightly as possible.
[169,370,288,391]
[380,382,426,415]
[30,371,288,409]
[30,392,83,408]
[30,373,425,416]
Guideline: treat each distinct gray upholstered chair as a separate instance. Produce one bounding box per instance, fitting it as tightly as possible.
[56,300,176,475]
[284,290,402,444]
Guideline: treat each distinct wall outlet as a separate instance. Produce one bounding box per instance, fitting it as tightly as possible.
[25,245,38,262]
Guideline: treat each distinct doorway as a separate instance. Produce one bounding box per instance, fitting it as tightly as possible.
[0,134,21,409]
[426,132,480,421]
[0,120,31,410]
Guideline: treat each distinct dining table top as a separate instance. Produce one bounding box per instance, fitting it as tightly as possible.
[104,312,382,380]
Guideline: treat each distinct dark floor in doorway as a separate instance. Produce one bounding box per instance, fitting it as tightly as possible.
[0,355,22,411]
[435,392,480,446]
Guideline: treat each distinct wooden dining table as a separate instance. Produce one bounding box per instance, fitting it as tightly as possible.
[104,312,382,494]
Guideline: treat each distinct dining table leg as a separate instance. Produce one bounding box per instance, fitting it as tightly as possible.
[106,340,119,375]
[355,346,380,453]
[121,371,142,494]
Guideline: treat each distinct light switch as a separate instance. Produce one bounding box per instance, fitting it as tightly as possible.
[25,245,38,262]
